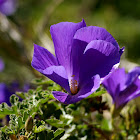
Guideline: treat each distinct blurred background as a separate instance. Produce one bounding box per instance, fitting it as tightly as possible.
[0,0,140,86]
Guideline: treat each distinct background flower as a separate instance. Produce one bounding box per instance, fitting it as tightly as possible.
[0,0,17,16]
[0,58,4,72]
[32,20,123,104]
[102,67,140,108]
[0,83,11,105]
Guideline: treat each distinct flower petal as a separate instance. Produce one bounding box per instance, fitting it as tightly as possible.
[0,0,17,16]
[52,91,69,103]
[52,75,100,104]
[43,66,70,93]
[31,44,58,73]
[116,78,140,108]
[0,0,4,5]
[102,68,127,103]
[50,20,86,73]
[79,40,120,85]
[68,39,88,83]
[126,67,140,87]
[0,83,11,105]
[74,26,119,50]
[0,58,4,72]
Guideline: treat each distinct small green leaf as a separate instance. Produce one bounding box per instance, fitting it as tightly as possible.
[0,103,16,115]
[34,125,47,133]
[18,117,23,130]
[10,95,19,105]
[46,117,66,128]
[52,128,65,140]
[16,92,26,99]
[101,119,112,131]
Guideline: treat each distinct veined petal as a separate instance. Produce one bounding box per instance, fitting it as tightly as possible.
[50,20,86,74]
[31,44,58,73]
[43,66,70,93]
[79,40,120,85]
[74,26,119,50]
[52,75,100,104]
[68,39,88,86]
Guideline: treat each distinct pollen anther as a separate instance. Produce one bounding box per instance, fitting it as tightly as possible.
[70,78,78,95]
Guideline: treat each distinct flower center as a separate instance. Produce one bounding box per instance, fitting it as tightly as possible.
[69,75,78,95]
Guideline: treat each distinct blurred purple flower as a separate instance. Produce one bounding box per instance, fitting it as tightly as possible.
[0,83,11,105]
[10,81,30,93]
[0,81,30,105]
[103,67,140,108]
[0,0,17,16]
[32,19,123,104]
[0,58,4,72]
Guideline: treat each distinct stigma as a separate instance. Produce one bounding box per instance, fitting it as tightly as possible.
[69,75,78,95]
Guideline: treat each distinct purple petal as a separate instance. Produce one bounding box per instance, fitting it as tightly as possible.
[125,67,140,87]
[31,44,58,73]
[102,68,127,103]
[50,20,86,74]
[42,66,70,93]
[0,0,17,16]
[74,26,119,50]
[79,40,120,85]
[52,91,69,103]
[0,58,4,72]
[68,39,88,84]
[53,75,100,104]
[0,83,11,105]
[103,67,140,108]
[116,78,140,108]
[0,0,4,5]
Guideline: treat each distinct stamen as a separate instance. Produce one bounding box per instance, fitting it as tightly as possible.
[70,75,78,95]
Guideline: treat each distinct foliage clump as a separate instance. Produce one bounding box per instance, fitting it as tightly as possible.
[0,79,140,140]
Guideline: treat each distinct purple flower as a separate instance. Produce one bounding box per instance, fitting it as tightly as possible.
[0,82,30,105]
[0,58,4,72]
[0,0,17,16]
[10,81,30,93]
[32,20,123,104]
[102,67,140,108]
[0,83,11,105]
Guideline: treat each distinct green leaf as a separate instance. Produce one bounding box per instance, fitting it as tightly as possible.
[10,95,19,105]
[34,125,47,133]
[16,92,26,99]
[101,119,112,131]
[23,111,29,122]
[52,128,65,140]
[0,103,16,115]
[46,117,66,128]
[18,117,23,130]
